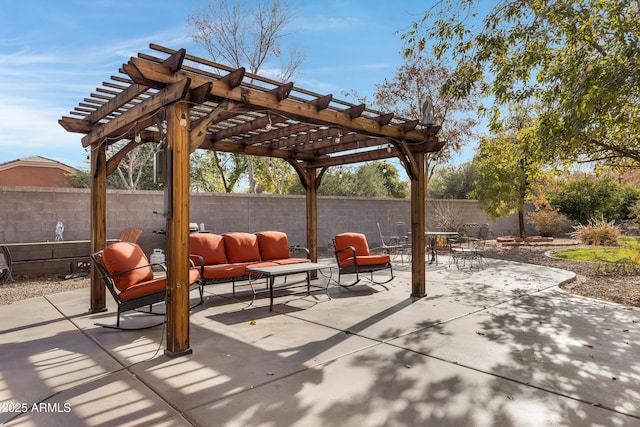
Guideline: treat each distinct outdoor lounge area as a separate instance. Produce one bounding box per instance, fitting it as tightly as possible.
[1,255,639,426]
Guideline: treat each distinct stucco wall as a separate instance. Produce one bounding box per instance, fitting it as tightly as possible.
[0,186,532,274]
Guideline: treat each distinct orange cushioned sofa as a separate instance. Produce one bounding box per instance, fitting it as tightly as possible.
[189,231,310,295]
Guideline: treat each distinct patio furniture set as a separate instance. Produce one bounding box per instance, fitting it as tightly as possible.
[88,223,488,330]
[90,230,395,329]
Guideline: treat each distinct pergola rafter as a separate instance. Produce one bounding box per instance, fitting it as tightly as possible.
[59,44,444,357]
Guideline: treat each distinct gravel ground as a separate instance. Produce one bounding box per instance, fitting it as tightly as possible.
[2,240,640,308]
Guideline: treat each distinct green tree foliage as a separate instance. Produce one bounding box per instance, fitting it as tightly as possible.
[472,106,545,237]
[429,161,479,199]
[548,174,640,224]
[254,158,297,194]
[404,0,640,167]
[287,161,408,198]
[190,151,246,193]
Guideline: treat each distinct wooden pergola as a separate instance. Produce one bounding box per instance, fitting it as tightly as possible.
[59,44,443,356]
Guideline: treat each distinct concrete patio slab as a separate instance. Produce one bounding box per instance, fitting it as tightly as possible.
[1,256,639,426]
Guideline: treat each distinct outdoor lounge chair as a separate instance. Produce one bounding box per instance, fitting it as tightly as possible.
[118,228,142,243]
[333,232,393,287]
[91,242,203,330]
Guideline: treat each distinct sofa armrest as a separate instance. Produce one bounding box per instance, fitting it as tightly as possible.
[290,245,310,259]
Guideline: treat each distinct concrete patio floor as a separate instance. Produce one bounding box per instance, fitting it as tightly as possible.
[1,256,639,426]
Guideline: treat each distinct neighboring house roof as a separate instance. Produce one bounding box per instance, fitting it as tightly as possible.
[0,156,76,173]
[0,156,77,187]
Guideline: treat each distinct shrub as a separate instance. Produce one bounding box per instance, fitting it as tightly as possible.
[548,175,640,225]
[527,208,569,237]
[570,217,621,247]
[431,200,462,231]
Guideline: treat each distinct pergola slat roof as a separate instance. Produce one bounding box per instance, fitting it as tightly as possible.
[60,44,442,173]
[59,44,443,356]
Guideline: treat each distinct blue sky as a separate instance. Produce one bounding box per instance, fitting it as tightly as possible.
[0,0,474,169]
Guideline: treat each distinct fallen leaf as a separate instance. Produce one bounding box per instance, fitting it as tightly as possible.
[622,329,629,332]
[250,320,257,325]
[592,402,602,407]
[583,344,593,349]
[266,372,275,376]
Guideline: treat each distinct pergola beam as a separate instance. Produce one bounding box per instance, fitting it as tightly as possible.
[81,79,191,147]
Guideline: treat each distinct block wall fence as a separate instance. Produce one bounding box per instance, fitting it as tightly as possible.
[0,186,534,259]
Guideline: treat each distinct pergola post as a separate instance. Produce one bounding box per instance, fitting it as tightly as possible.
[410,151,427,297]
[90,142,107,312]
[165,101,192,357]
[305,167,318,263]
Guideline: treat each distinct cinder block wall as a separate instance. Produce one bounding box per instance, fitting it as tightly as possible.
[0,186,532,270]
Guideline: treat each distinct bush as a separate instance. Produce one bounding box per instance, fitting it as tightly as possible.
[548,175,640,225]
[570,217,621,246]
[527,208,569,237]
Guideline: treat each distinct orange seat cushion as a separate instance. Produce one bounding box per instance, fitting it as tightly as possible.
[202,263,250,280]
[257,231,291,260]
[118,269,200,301]
[190,233,226,264]
[118,277,166,300]
[334,233,371,265]
[102,242,154,292]
[340,254,391,268]
[223,233,261,263]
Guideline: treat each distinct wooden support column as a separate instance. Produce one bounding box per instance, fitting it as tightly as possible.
[165,102,192,357]
[410,151,427,297]
[306,167,318,263]
[90,142,107,312]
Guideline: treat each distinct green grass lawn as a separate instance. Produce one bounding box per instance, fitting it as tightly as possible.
[552,237,640,264]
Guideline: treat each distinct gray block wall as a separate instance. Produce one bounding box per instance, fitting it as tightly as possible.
[1,186,532,275]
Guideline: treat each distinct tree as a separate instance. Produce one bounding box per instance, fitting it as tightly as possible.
[108,143,158,191]
[429,161,479,199]
[190,150,246,193]
[472,105,545,238]
[403,0,640,168]
[188,0,305,193]
[286,161,408,198]
[68,144,163,191]
[371,53,479,196]
[254,157,297,194]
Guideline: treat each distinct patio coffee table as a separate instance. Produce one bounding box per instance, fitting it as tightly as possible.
[247,262,336,311]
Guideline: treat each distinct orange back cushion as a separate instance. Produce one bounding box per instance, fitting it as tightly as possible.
[223,233,261,263]
[190,233,226,264]
[334,233,370,264]
[257,231,290,260]
[102,242,154,292]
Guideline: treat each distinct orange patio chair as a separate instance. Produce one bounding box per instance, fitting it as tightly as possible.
[91,242,203,330]
[118,228,142,243]
[333,232,393,288]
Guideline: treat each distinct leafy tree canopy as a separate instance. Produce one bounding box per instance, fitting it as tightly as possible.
[287,161,408,198]
[404,0,640,168]
[429,161,479,199]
